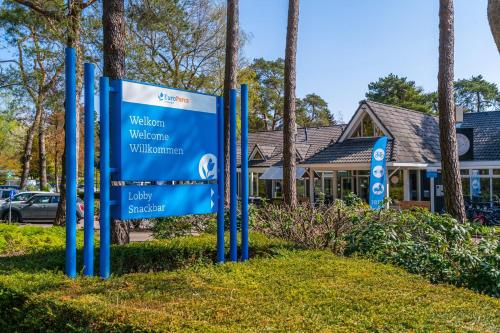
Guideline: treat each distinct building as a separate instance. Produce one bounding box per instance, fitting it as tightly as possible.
[238,101,500,211]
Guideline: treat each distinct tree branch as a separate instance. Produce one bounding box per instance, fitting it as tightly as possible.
[12,0,62,21]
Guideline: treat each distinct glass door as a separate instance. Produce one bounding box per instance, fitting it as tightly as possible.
[340,177,353,199]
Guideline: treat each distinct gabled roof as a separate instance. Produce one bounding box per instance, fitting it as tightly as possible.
[307,101,440,164]
[237,125,345,168]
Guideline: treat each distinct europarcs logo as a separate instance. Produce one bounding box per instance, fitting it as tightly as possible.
[198,154,217,180]
[158,91,190,105]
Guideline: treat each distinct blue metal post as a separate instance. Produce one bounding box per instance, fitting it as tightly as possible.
[99,77,111,279]
[83,63,95,276]
[216,96,225,263]
[229,88,238,262]
[241,84,249,261]
[65,47,77,278]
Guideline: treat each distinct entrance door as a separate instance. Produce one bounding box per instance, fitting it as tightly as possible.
[340,177,353,199]
[357,176,369,202]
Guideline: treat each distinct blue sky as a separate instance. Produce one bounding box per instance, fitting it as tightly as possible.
[240,0,500,121]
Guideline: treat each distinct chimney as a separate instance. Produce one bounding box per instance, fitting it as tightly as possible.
[455,106,464,124]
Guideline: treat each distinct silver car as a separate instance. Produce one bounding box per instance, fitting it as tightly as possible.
[0,193,84,223]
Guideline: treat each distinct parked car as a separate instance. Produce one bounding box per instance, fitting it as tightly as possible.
[0,193,84,223]
[0,191,47,205]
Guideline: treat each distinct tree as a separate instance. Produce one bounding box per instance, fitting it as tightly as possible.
[223,0,239,206]
[454,75,499,112]
[103,0,128,245]
[488,0,500,52]
[0,3,65,190]
[438,0,466,222]
[283,0,299,209]
[296,93,333,127]
[126,0,226,92]
[366,73,436,114]
[250,58,285,130]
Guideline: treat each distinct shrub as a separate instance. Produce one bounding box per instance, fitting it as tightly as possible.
[151,214,217,239]
[345,208,500,297]
[253,202,499,298]
[253,201,355,254]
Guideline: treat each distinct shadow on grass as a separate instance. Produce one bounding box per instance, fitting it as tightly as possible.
[0,237,297,276]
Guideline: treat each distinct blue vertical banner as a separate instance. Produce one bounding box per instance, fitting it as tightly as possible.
[229,88,238,262]
[369,136,388,209]
[471,169,481,198]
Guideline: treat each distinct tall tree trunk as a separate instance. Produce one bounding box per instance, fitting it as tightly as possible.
[438,0,466,222]
[38,109,47,190]
[223,0,239,206]
[103,0,129,244]
[55,2,84,226]
[19,104,43,189]
[488,0,500,52]
[283,0,299,209]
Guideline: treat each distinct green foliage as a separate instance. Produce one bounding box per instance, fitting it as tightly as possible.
[366,73,436,114]
[345,208,500,297]
[151,214,217,239]
[296,93,334,127]
[0,224,85,256]
[254,203,499,298]
[0,249,499,332]
[455,75,500,112]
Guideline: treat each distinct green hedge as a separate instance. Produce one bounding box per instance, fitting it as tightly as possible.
[0,251,499,332]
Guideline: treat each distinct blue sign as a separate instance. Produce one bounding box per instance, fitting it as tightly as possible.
[471,169,481,197]
[111,184,217,220]
[369,136,388,209]
[111,80,218,181]
[9,190,15,200]
[426,170,438,179]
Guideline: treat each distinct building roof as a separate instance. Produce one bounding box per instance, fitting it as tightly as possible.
[461,110,500,161]
[240,101,500,169]
[306,101,500,165]
[238,125,345,168]
[306,101,440,165]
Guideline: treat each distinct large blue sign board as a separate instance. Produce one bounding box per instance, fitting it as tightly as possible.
[111,184,218,220]
[369,136,388,209]
[111,80,218,182]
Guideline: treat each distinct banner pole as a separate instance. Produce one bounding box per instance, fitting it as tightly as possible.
[65,47,77,278]
[229,88,238,262]
[83,63,95,276]
[217,96,225,263]
[99,77,111,279]
[240,84,249,261]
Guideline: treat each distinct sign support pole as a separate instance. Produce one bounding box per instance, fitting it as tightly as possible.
[217,96,225,263]
[83,63,95,276]
[65,47,77,278]
[229,88,238,262]
[240,84,249,261]
[99,77,111,279]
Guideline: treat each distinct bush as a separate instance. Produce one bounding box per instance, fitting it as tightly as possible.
[151,214,217,239]
[253,202,500,298]
[253,201,355,254]
[345,208,500,297]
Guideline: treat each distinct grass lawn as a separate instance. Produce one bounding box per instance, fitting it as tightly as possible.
[0,225,498,332]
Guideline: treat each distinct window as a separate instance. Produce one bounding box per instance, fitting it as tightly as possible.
[493,169,500,175]
[51,196,60,204]
[31,196,51,204]
[389,169,404,203]
[493,178,500,207]
[351,114,383,138]
[462,178,470,201]
[14,193,32,201]
[251,150,264,161]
